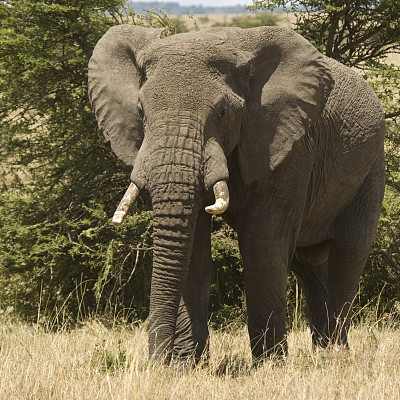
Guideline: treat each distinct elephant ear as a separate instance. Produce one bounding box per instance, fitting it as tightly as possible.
[226,27,334,184]
[88,25,162,166]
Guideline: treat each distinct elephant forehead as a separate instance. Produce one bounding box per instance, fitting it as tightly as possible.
[139,32,238,65]
[140,67,224,113]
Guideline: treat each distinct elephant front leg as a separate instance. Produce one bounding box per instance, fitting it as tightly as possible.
[242,237,290,361]
[172,210,212,364]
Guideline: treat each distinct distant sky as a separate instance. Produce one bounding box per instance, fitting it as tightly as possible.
[140,0,255,6]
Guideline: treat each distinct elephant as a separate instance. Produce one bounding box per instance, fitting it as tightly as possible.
[88,25,385,364]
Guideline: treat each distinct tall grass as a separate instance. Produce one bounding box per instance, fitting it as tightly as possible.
[0,313,399,399]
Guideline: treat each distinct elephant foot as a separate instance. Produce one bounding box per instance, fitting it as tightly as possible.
[172,339,209,367]
[250,335,288,365]
[311,317,350,349]
[170,348,209,372]
[170,355,197,373]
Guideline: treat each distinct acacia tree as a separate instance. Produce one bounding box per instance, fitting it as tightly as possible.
[0,0,166,320]
[249,0,400,312]
[250,0,400,67]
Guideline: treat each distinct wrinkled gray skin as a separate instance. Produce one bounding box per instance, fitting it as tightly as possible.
[88,25,385,363]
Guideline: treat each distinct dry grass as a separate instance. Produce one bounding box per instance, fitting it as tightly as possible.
[173,12,294,30]
[0,317,399,399]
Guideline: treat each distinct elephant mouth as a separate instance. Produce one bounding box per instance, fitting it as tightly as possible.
[112,179,229,226]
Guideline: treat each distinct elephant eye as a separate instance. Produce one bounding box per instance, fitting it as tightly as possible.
[218,105,228,118]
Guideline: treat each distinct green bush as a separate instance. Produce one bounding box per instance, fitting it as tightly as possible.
[0,0,174,323]
[210,218,245,327]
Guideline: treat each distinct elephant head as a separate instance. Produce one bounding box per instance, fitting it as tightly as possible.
[88,25,333,362]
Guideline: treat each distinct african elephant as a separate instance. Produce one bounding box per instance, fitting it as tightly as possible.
[88,25,385,363]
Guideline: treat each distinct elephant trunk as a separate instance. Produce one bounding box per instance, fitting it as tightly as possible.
[137,121,203,362]
[149,189,199,362]
[114,118,229,362]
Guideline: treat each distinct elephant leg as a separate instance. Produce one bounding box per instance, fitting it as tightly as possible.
[293,242,366,347]
[240,236,290,360]
[323,244,365,346]
[172,209,212,363]
[237,178,305,360]
[292,242,331,346]
[325,162,384,346]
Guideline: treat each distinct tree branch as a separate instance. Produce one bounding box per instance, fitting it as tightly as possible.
[373,249,400,273]
[385,111,400,120]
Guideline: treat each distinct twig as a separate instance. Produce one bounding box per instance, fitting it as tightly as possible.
[385,111,400,120]
[127,246,153,251]
[373,249,400,273]
[67,233,96,253]
[119,248,141,291]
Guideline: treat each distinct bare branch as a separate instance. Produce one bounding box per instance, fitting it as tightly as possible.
[385,111,400,120]
[373,249,400,273]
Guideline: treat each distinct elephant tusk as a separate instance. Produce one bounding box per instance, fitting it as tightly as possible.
[205,180,230,215]
[112,182,140,227]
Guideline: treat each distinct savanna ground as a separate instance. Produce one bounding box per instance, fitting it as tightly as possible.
[1,313,399,399]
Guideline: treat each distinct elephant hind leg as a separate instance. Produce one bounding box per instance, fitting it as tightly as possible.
[294,236,376,348]
[324,244,365,347]
[293,238,368,348]
[326,156,385,347]
[292,241,331,346]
